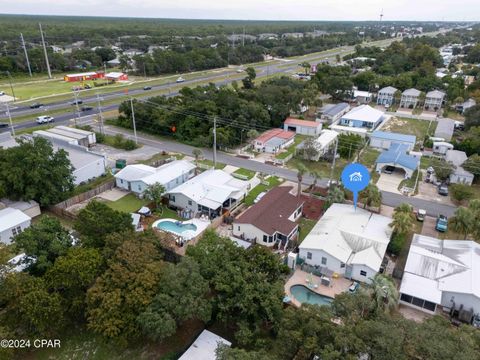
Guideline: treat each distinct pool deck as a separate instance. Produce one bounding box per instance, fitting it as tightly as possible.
[285,269,352,307]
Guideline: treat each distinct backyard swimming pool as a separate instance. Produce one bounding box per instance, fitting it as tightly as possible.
[152,218,209,240]
[156,220,197,234]
[290,285,333,306]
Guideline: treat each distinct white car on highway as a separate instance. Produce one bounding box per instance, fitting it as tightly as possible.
[176,76,185,83]
[36,115,55,124]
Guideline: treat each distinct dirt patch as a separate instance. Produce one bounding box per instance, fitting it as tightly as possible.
[382,116,409,132]
[301,195,324,220]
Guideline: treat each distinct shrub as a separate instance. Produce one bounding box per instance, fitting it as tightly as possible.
[123,139,137,150]
[388,233,406,256]
[95,132,105,143]
[450,183,474,202]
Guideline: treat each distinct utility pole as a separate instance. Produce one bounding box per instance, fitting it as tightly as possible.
[242,26,245,47]
[5,71,16,102]
[130,98,138,144]
[5,102,15,136]
[39,23,52,79]
[73,91,81,127]
[213,116,217,167]
[329,138,339,188]
[96,93,104,135]
[20,33,32,77]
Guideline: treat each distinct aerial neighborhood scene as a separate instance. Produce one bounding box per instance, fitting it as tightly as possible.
[2,0,480,359]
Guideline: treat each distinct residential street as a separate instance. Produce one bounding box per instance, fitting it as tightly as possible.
[100,123,457,217]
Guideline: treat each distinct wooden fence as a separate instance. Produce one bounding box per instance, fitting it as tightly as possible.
[54,179,116,210]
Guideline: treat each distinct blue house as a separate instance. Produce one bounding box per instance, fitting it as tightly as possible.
[369,131,416,151]
[375,143,420,179]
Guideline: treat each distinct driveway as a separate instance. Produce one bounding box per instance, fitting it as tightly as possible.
[416,182,455,206]
[421,216,440,237]
[376,171,404,194]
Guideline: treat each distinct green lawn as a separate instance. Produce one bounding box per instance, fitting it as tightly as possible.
[198,159,226,170]
[359,148,381,169]
[155,207,181,220]
[298,218,316,244]
[276,135,307,160]
[106,193,149,213]
[244,176,283,206]
[15,124,55,135]
[233,168,256,180]
[287,157,349,180]
[382,117,437,145]
[72,173,113,196]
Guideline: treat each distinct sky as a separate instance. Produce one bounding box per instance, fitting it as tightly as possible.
[0,0,478,21]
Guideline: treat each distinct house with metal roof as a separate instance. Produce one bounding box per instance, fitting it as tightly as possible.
[115,160,196,195]
[338,105,385,130]
[424,90,446,111]
[0,208,31,244]
[445,150,474,185]
[233,187,304,248]
[296,129,338,161]
[455,98,476,114]
[167,169,249,219]
[253,128,296,153]
[377,86,398,107]
[400,88,421,108]
[369,131,416,151]
[299,203,392,284]
[435,118,455,141]
[399,234,480,315]
[353,90,373,104]
[283,118,322,136]
[375,143,420,178]
[179,330,231,360]
[319,103,350,124]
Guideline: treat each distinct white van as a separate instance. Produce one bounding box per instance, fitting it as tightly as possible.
[36,116,54,124]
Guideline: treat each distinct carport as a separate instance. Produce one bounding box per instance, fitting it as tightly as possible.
[375,143,419,179]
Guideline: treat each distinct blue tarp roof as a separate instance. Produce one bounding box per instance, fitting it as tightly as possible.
[376,143,419,171]
[371,131,416,145]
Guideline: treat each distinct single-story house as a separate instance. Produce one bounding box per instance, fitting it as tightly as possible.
[369,131,416,151]
[353,90,373,104]
[105,72,129,81]
[455,98,476,114]
[377,86,398,107]
[0,208,31,244]
[296,129,338,161]
[319,103,350,124]
[115,160,196,195]
[299,203,392,284]
[178,330,231,360]
[338,105,385,130]
[445,150,474,185]
[435,118,455,141]
[375,143,420,179]
[283,118,322,136]
[399,234,480,315]
[64,71,104,82]
[433,141,454,155]
[400,88,421,109]
[424,90,446,111]
[0,199,41,219]
[253,129,296,153]
[233,187,304,248]
[167,169,249,219]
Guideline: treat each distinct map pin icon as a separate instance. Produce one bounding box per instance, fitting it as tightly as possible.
[341,163,370,210]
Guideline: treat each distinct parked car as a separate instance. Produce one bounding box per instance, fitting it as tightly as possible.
[254,191,267,204]
[236,68,244,73]
[0,91,5,96]
[30,102,43,108]
[435,215,448,232]
[438,183,449,196]
[143,86,152,90]
[349,281,359,293]
[454,121,465,131]
[36,115,54,124]
[71,100,83,106]
[0,122,9,128]
[416,209,426,222]
[81,105,93,111]
[176,76,185,83]
[383,165,395,174]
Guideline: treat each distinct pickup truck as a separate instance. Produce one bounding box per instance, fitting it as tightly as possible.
[36,116,54,124]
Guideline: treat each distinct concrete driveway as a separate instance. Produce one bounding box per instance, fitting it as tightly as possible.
[416,182,455,206]
[421,216,440,237]
[376,171,404,194]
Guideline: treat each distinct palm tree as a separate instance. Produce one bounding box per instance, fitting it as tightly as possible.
[192,148,202,175]
[295,163,307,199]
[325,185,345,209]
[309,170,321,198]
[394,203,413,215]
[360,183,382,209]
[449,207,474,240]
[369,274,399,314]
[390,204,414,236]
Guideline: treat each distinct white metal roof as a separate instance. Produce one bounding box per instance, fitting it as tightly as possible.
[314,130,338,150]
[106,72,126,78]
[353,90,372,98]
[0,208,31,233]
[179,330,231,360]
[400,234,480,302]
[299,204,392,272]
[65,72,97,78]
[115,164,157,182]
[167,169,249,210]
[114,161,195,186]
[341,105,385,124]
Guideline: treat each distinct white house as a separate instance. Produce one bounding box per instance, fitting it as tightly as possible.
[296,129,338,161]
[338,105,385,130]
[283,118,322,136]
[115,160,196,195]
[253,129,296,153]
[377,86,398,107]
[433,141,454,155]
[399,234,480,315]
[0,208,31,244]
[424,90,446,111]
[369,131,416,151]
[353,90,373,104]
[167,170,249,219]
[299,204,392,284]
[233,187,303,248]
[445,150,474,186]
[179,330,231,360]
[400,88,421,109]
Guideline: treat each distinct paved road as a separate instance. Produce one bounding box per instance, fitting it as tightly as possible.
[96,121,457,217]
